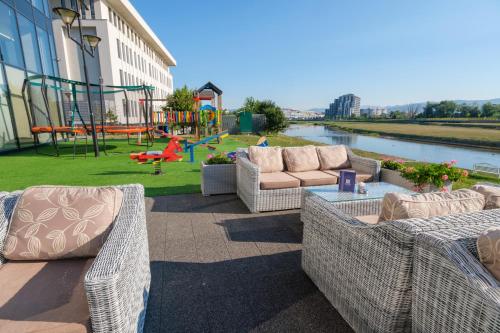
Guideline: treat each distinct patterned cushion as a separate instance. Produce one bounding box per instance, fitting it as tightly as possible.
[316,146,351,170]
[378,189,485,222]
[471,185,500,210]
[248,146,284,173]
[4,186,123,260]
[477,226,500,280]
[282,146,320,172]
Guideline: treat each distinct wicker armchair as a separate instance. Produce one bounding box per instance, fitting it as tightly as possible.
[412,225,500,333]
[236,146,380,213]
[0,184,150,333]
[301,192,500,333]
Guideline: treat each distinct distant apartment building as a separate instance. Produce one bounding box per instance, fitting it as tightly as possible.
[360,106,387,118]
[50,0,176,124]
[325,94,361,119]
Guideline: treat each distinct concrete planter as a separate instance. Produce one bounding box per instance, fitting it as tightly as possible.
[201,162,237,196]
[381,168,453,193]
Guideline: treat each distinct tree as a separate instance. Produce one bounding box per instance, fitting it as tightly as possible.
[458,104,480,118]
[238,97,288,133]
[105,107,118,124]
[406,104,419,119]
[165,85,195,111]
[481,102,500,118]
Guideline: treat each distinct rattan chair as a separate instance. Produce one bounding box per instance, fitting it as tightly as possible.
[301,191,500,333]
[0,184,150,333]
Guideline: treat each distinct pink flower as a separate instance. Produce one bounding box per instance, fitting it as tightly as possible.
[441,174,449,181]
[462,170,469,177]
[396,159,405,164]
[207,154,213,159]
[441,187,449,192]
[450,160,457,165]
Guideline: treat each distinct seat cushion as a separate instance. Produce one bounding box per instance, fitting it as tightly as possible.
[5,186,123,261]
[248,146,284,173]
[323,169,374,182]
[355,215,380,225]
[282,146,320,172]
[260,172,301,190]
[477,226,500,280]
[316,146,351,170]
[471,184,500,210]
[0,259,93,333]
[286,171,338,187]
[378,189,485,222]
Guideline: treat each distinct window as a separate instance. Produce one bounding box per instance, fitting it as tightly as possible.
[0,66,16,150]
[5,66,31,147]
[17,14,42,73]
[117,39,121,59]
[113,13,117,27]
[36,27,54,75]
[89,0,95,19]
[119,69,123,85]
[0,3,24,69]
[32,0,45,14]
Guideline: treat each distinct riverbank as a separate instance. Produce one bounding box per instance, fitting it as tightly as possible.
[324,121,500,150]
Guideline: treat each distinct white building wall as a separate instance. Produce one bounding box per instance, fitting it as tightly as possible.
[51,0,175,124]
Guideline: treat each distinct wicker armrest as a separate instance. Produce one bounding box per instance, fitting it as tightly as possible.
[0,192,21,266]
[85,184,150,333]
[347,148,381,180]
[413,227,500,333]
[236,156,260,194]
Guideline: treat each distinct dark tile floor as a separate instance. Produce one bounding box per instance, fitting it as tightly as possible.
[144,194,353,333]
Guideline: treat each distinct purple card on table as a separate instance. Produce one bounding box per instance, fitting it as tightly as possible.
[339,170,356,192]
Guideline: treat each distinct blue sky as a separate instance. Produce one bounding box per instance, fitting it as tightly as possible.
[132,0,500,110]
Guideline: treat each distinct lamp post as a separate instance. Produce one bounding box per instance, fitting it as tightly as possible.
[53,4,101,157]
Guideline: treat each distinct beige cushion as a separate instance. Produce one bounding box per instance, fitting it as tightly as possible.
[355,215,379,225]
[0,259,93,333]
[471,185,500,210]
[316,146,351,170]
[248,146,284,173]
[260,172,300,190]
[282,146,320,172]
[4,186,123,260]
[378,189,485,222]
[323,169,374,182]
[477,227,500,280]
[286,171,338,187]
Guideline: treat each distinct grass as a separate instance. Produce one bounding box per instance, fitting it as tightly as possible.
[0,133,498,196]
[327,121,500,149]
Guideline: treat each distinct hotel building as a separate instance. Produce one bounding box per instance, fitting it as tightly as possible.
[0,0,60,152]
[50,0,176,124]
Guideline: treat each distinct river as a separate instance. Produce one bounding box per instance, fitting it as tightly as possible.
[283,124,500,170]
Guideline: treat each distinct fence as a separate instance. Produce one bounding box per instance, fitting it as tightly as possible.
[222,114,266,134]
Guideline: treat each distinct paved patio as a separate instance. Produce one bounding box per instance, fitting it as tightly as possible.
[144,193,353,333]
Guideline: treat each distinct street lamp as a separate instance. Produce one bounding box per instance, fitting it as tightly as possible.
[52,2,102,157]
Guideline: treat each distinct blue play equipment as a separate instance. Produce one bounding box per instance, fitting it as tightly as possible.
[184,130,229,163]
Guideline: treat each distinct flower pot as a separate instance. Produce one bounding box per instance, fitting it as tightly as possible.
[380,168,415,190]
[420,181,453,193]
[201,162,237,196]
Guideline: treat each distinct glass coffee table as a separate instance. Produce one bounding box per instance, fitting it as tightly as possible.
[305,182,415,203]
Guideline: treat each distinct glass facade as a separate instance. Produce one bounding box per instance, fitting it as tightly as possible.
[0,0,61,151]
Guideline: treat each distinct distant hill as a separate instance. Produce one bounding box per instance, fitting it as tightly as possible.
[306,108,326,113]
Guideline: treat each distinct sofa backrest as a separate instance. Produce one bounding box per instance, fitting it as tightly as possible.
[282,146,320,172]
[248,146,284,173]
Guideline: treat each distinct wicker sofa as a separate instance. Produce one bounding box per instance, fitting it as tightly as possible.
[412,226,500,333]
[0,184,150,333]
[236,145,381,213]
[301,191,500,333]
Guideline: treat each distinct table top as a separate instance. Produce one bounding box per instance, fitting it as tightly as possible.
[305,182,415,203]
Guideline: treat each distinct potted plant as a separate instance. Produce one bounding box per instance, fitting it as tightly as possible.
[400,160,468,192]
[201,152,237,196]
[380,158,415,190]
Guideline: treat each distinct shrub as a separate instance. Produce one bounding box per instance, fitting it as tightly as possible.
[400,160,468,191]
[381,158,405,170]
[205,153,234,165]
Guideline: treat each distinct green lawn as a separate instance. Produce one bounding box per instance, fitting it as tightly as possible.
[0,134,497,196]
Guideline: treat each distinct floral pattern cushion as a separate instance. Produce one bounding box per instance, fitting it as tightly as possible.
[477,226,500,280]
[471,185,500,210]
[248,146,284,173]
[378,189,485,222]
[282,146,320,172]
[316,146,351,170]
[4,186,123,260]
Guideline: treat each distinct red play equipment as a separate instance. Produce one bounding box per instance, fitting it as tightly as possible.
[129,136,183,163]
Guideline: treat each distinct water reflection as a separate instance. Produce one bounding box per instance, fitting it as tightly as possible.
[283,125,500,169]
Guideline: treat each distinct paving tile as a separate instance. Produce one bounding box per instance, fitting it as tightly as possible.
[165,238,197,261]
[195,235,231,263]
[205,294,256,332]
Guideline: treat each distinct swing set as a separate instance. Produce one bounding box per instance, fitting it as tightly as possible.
[22,74,156,157]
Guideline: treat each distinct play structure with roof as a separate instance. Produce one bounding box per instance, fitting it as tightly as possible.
[22,74,158,157]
